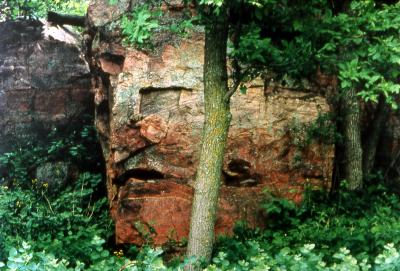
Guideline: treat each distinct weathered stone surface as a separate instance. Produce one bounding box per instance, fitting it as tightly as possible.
[87,0,130,27]
[36,161,76,193]
[0,20,92,154]
[87,0,187,28]
[115,180,265,245]
[88,4,334,245]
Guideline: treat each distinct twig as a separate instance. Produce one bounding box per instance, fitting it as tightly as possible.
[224,78,241,103]
[118,261,137,271]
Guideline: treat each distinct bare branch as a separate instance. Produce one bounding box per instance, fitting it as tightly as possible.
[224,21,242,103]
[224,78,241,103]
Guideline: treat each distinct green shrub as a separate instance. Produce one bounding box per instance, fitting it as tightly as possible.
[3,239,400,270]
[117,3,195,48]
[222,183,400,266]
[0,172,112,266]
[0,118,117,269]
[2,159,400,270]
[288,112,341,149]
[121,5,160,46]
[0,123,102,188]
[1,0,88,21]
[0,237,128,271]
[199,180,400,271]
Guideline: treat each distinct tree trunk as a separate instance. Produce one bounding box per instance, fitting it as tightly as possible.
[186,15,230,268]
[362,94,390,179]
[342,88,363,190]
[47,11,86,27]
[330,101,344,196]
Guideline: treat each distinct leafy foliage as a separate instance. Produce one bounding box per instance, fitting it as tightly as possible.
[118,3,194,48]
[5,183,400,271]
[207,243,374,271]
[0,172,112,266]
[315,0,400,108]
[0,0,88,21]
[288,113,341,149]
[0,122,110,268]
[0,123,102,188]
[0,238,131,271]
[168,16,194,38]
[120,5,160,46]
[198,0,400,109]
[208,183,400,270]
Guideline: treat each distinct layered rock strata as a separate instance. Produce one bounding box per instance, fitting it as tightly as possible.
[87,0,334,244]
[0,20,92,154]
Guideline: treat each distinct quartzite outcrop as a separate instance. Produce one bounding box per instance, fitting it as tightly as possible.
[87,0,334,244]
[0,20,92,154]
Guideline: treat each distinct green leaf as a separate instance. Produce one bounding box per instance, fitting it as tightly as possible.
[240,85,247,94]
[9,247,18,257]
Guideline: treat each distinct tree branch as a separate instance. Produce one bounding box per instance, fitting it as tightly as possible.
[224,66,254,103]
[47,11,86,27]
[224,78,241,103]
[224,21,242,103]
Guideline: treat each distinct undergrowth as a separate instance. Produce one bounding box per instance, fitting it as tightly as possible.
[2,177,400,270]
[213,181,400,270]
[1,124,400,269]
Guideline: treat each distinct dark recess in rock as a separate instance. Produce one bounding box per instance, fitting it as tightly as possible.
[116,168,165,185]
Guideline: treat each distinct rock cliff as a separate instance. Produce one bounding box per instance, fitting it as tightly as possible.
[0,20,92,154]
[3,2,400,247]
[87,0,334,244]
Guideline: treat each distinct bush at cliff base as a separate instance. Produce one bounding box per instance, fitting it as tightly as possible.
[1,240,400,270]
[2,179,400,270]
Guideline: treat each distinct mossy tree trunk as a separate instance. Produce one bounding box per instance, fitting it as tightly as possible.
[342,88,363,190]
[186,14,230,268]
[362,94,390,179]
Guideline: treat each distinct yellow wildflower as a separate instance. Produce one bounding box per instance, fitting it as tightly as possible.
[113,249,124,257]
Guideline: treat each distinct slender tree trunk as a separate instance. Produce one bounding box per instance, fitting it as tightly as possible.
[330,101,344,196]
[186,15,230,268]
[342,88,363,190]
[363,94,390,179]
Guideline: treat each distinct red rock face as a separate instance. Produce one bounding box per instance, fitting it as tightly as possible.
[88,1,334,245]
[115,180,266,245]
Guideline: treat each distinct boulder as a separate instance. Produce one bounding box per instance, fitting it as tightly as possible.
[35,161,75,193]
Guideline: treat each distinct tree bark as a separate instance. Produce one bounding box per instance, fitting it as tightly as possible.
[362,94,390,179]
[47,11,86,27]
[186,15,230,269]
[330,99,344,196]
[342,88,363,190]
